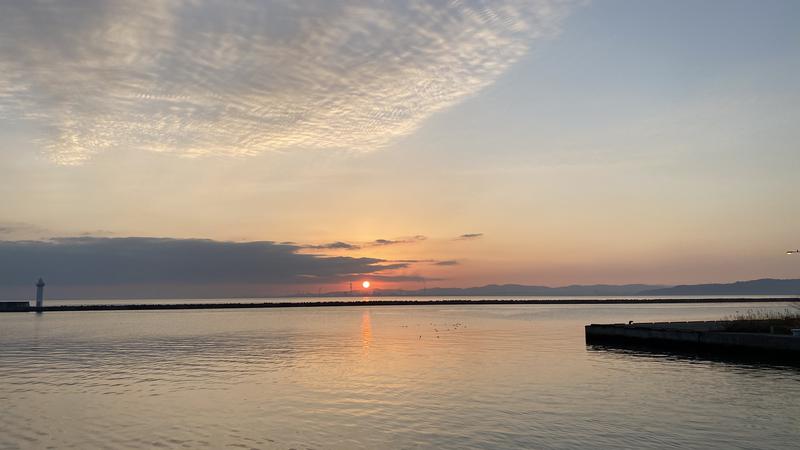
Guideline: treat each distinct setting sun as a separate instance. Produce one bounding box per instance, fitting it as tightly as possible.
[362,281,370,289]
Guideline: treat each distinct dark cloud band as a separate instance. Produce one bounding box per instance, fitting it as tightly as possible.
[0,237,407,288]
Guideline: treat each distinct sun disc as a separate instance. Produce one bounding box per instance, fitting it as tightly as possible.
[362,281,370,289]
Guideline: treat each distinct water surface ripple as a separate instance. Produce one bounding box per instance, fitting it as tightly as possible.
[1,303,799,449]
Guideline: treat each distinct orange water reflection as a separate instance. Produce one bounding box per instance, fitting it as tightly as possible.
[361,310,372,354]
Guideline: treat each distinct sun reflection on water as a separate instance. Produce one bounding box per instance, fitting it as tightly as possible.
[361,310,372,355]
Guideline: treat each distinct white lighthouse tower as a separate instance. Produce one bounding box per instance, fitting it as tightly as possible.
[35,278,45,309]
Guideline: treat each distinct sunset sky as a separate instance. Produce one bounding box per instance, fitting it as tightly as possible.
[1,0,799,298]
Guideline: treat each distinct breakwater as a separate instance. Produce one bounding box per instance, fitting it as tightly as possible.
[1,297,795,313]
[0,301,29,312]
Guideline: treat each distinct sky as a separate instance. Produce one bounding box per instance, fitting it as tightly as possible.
[1,0,799,298]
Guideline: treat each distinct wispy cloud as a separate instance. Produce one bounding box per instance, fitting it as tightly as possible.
[0,222,47,239]
[369,235,427,247]
[0,0,573,164]
[304,241,361,251]
[303,235,427,251]
[457,233,483,240]
[0,222,36,235]
[433,259,460,266]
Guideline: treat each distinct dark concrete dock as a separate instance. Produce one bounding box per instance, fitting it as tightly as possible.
[586,320,800,356]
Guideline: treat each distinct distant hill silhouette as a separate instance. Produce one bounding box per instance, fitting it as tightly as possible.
[329,279,800,297]
[366,283,665,297]
[638,278,800,296]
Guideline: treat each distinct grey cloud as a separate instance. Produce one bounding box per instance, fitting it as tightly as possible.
[392,258,458,266]
[79,230,116,237]
[304,241,361,250]
[282,235,426,252]
[433,259,459,266]
[0,0,573,164]
[457,233,483,240]
[369,235,427,247]
[0,237,407,288]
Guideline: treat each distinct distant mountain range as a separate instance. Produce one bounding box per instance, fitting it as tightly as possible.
[637,278,800,296]
[323,278,800,297]
[368,283,664,297]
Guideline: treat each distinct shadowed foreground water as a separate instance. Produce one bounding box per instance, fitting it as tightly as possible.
[1,303,799,449]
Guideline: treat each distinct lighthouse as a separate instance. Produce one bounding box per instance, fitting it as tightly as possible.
[35,278,45,309]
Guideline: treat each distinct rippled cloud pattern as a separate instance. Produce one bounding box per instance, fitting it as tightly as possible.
[0,0,570,164]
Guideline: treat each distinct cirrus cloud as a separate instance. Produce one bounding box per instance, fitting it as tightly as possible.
[0,0,574,164]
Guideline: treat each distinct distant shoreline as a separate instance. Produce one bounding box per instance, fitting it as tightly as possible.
[3,297,796,313]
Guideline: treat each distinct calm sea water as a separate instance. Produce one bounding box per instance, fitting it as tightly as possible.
[1,302,798,449]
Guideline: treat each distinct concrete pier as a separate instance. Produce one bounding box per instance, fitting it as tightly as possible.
[586,320,800,356]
